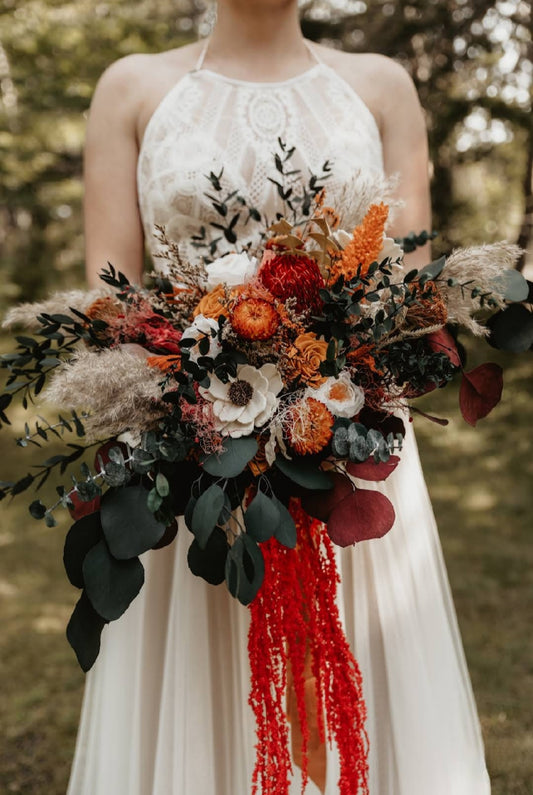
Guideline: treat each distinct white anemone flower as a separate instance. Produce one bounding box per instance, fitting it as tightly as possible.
[205,252,258,291]
[181,314,221,362]
[306,371,365,419]
[199,363,283,438]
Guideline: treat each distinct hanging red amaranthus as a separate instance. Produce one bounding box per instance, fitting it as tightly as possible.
[248,499,369,795]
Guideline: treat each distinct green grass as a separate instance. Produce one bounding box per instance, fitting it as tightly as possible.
[0,340,531,793]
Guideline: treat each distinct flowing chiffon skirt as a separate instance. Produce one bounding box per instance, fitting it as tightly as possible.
[67,422,490,794]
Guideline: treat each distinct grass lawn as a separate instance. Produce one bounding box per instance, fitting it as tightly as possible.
[0,338,531,794]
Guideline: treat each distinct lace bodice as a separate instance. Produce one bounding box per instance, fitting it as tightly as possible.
[137,49,386,269]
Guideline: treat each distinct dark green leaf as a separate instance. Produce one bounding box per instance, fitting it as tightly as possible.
[225,534,265,605]
[275,457,332,491]
[83,540,144,621]
[100,485,166,559]
[29,500,47,520]
[191,484,225,549]
[202,437,258,478]
[271,497,297,549]
[491,269,529,303]
[244,490,279,542]
[63,513,103,588]
[187,526,229,585]
[66,591,107,673]
[155,472,170,497]
[418,255,446,281]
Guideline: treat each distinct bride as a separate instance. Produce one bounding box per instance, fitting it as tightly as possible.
[70,1,491,793]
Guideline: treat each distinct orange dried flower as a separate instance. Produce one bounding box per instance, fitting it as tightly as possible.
[287,398,334,455]
[85,296,123,324]
[146,354,181,373]
[346,343,379,373]
[248,436,269,477]
[230,297,280,341]
[285,332,328,388]
[329,203,389,285]
[194,284,229,320]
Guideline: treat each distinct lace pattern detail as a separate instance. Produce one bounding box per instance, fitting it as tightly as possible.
[137,64,384,269]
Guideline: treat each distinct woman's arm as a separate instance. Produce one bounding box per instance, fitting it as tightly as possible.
[83,56,147,288]
[374,57,432,269]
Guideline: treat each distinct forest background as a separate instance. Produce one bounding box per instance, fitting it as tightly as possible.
[0,1,532,793]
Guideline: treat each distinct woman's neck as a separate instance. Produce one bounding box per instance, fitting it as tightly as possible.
[205,3,311,81]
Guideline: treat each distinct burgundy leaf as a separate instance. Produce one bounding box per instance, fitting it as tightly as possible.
[427,328,461,366]
[68,492,101,521]
[327,488,396,546]
[459,363,503,427]
[301,472,353,522]
[346,455,400,482]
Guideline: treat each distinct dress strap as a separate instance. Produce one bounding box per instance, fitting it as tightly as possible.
[194,37,210,71]
[303,39,325,65]
[194,36,323,72]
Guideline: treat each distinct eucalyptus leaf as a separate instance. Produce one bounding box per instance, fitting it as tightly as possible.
[66,591,107,673]
[417,255,446,282]
[491,269,529,303]
[100,485,166,559]
[187,526,229,585]
[244,490,280,542]
[82,540,144,621]
[275,457,332,491]
[202,437,258,478]
[63,512,103,589]
[191,484,225,549]
[225,534,265,605]
[271,496,297,549]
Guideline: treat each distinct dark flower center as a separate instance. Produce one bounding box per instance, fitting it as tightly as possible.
[228,379,254,407]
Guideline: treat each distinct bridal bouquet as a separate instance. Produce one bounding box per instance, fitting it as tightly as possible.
[1,147,530,794]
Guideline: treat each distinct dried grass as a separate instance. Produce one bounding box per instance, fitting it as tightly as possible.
[2,288,111,331]
[441,242,522,335]
[43,348,167,440]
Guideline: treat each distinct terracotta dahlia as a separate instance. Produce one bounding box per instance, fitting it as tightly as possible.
[230,297,280,341]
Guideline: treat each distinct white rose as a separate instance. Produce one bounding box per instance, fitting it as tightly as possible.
[306,372,365,419]
[205,252,258,290]
[181,314,221,362]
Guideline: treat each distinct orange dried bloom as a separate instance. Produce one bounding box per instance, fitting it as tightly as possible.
[346,343,379,373]
[194,284,229,320]
[85,296,123,324]
[406,284,448,328]
[230,297,280,341]
[248,436,269,477]
[329,203,389,285]
[320,206,340,230]
[287,398,334,455]
[146,354,181,373]
[285,332,328,388]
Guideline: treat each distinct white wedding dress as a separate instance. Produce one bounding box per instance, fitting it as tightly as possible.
[67,43,491,795]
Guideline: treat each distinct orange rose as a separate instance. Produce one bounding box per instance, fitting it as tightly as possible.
[286,332,328,388]
[193,284,229,320]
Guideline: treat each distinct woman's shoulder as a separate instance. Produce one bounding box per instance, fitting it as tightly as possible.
[88,42,203,144]
[313,43,421,130]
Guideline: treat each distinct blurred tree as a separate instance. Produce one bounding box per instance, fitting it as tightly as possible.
[0,0,201,307]
[301,0,531,254]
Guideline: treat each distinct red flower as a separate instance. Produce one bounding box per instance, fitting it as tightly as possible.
[136,315,182,354]
[259,252,324,315]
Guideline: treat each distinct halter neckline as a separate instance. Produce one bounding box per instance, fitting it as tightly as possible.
[192,36,324,85]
